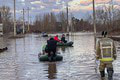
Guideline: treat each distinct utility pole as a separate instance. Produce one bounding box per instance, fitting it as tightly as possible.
[0,11,2,23]
[93,0,97,50]
[111,0,113,17]
[14,0,16,36]
[22,8,25,34]
[111,0,114,32]
[66,3,70,41]
[27,7,30,32]
[66,3,69,33]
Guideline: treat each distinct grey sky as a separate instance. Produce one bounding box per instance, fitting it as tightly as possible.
[0,0,120,21]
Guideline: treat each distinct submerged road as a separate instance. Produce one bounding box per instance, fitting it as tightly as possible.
[0,33,120,80]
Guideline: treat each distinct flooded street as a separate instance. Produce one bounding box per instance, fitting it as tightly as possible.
[0,33,120,80]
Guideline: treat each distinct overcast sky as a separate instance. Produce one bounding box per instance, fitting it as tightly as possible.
[0,0,120,21]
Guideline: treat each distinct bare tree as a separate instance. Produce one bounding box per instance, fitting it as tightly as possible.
[50,12,57,32]
[0,6,12,33]
[58,12,67,32]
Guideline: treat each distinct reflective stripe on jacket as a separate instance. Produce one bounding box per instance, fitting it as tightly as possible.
[100,58,113,62]
[96,38,116,62]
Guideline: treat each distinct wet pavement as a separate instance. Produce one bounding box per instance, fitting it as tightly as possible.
[0,33,120,80]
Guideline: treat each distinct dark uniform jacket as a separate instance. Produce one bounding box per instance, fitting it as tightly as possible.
[47,39,57,51]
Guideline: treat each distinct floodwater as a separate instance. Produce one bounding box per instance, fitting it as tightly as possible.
[0,33,120,80]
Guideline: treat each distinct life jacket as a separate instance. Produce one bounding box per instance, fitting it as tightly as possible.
[99,38,114,62]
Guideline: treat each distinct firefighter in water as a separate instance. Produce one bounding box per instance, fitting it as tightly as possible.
[96,31,117,80]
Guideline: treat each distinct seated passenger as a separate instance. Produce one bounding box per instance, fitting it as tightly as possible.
[61,34,67,43]
[54,35,61,42]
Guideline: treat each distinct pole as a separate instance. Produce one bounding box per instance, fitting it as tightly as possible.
[66,3,69,41]
[0,8,3,23]
[66,3,69,33]
[27,7,30,32]
[111,0,114,32]
[0,10,2,23]
[93,0,97,50]
[14,0,16,36]
[93,0,98,73]
[23,8,25,34]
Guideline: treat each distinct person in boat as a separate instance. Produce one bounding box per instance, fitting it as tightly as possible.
[96,31,117,80]
[61,34,67,43]
[42,32,48,36]
[47,37,57,57]
[54,35,61,42]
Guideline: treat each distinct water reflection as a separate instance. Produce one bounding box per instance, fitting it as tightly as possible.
[47,62,57,79]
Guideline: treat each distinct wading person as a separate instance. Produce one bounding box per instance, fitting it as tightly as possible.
[96,31,117,80]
